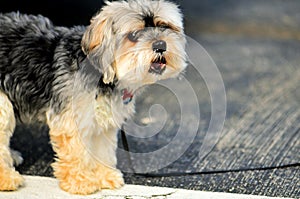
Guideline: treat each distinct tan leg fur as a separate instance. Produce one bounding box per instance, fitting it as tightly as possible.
[0,91,24,191]
[47,108,124,195]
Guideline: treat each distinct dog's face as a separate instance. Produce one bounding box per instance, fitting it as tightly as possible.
[82,0,186,91]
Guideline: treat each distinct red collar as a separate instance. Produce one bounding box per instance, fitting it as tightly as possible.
[121,89,133,105]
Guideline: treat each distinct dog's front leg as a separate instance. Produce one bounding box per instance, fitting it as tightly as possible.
[47,109,123,195]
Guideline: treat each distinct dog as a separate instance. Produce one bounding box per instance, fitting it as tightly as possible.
[0,0,186,195]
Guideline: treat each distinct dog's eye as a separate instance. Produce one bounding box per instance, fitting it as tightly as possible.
[128,31,140,42]
[158,24,170,30]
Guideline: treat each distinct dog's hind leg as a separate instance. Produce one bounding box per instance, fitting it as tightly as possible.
[0,91,24,191]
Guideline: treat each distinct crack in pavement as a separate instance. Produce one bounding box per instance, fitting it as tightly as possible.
[100,190,177,199]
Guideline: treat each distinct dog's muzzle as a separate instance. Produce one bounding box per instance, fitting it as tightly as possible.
[149,40,167,75]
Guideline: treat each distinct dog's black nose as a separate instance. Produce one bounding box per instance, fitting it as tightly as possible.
[152,40,167,54]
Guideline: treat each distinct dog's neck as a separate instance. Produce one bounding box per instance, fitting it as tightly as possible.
[96,75,134,105]
[97,75,116,96]
[77,57,135,105]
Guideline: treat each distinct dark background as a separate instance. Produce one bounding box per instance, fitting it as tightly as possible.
[0,0,104,26]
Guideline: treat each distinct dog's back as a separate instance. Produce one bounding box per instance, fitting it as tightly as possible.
[0,13,85,123]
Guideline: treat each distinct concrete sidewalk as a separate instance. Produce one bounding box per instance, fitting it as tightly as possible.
[0,176,292,199]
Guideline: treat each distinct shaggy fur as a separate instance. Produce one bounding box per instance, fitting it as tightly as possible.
[0,0,186,195]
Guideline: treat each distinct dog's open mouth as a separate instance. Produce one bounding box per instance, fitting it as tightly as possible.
[149,57,167,75]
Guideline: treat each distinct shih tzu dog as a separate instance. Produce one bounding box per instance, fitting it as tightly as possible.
[0,0,186,195]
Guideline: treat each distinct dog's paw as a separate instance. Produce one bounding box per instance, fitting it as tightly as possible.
[59,175,99,195]
[100,168,124,189]
[58,168,124,194]
[0,170,24,191]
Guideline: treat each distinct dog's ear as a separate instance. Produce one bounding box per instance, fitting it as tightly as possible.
[82,15,111,54]
[82,14,116,84]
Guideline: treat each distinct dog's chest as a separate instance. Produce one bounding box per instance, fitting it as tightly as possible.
[94,95,135,130]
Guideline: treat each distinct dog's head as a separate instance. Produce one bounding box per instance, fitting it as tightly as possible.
[82,0,186,91]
